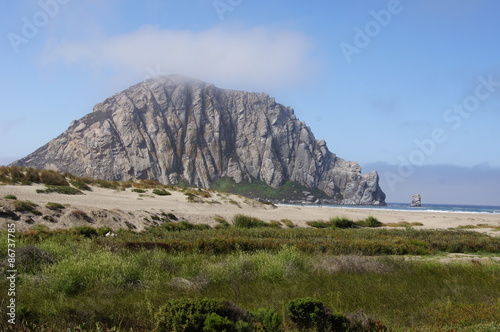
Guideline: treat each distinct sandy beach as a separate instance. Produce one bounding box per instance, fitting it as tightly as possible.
[1,184,499,235]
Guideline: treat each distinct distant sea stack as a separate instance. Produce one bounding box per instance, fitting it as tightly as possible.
[11,75,386,205]
[411,193,422,207]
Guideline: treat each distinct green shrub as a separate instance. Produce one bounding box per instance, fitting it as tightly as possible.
[155,298,249,332]
[131,188,146,193]
[329,217,356,229]
[36,185,83,195]
[269,220,282,228]
[3,194,17,200]
[73,226,98,237]
[69,179,92,191]
[287,297,326,330]
[40,169,68,186]
[355,216,383,228]
[233,214,267,228]
[97,226,113,236]
[45,202,66,210]
[250,308,282,332]
[280,219,296,228]
[306,221,329,228]
[153,189,171,196]
[286,297,348,331]
[13,200,41,215]
[203,313,236,332]
[213,215,230,228]
[25,168,40,183]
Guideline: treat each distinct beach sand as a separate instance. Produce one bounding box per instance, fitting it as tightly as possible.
[1,184,499,235]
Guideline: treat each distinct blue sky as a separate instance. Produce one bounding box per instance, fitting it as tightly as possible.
[1,0,499,205]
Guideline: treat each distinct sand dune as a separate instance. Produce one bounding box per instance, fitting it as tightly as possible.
[1,184,499,235]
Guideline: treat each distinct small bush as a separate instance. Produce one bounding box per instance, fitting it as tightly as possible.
[355,216,382,228]
[3,194,17,200]
[280,219,296,228]
[329,216,356,229]
[45,202,66,210]
[233,214,267,228]
[37,185,83,195]
[13,200,41,215]
[269,220,282,228]
[155,298,249,332]
[306,221,329,228]
[97,226,113,236]
[72,226,98,237]
[250,308,282,332]
[69,179,92,191]
[213,215,230,228]
[153,189,171,196]
[287,297,348,331]
[287,297,326,330]
[131,188,146,193]
[40,169,68,186]
[203,313,236,332]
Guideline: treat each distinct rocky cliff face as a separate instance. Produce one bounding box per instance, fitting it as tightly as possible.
[12,75,386,205]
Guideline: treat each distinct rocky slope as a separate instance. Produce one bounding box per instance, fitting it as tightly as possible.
[12,75,385,205]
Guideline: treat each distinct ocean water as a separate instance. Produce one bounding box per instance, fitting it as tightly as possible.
[292,203,500,214]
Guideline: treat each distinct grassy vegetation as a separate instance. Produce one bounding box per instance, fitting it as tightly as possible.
[152,188,171,196]
[12,200,42,215]
[36,185,84,195]
[211,177,332,202]
[3,194,17,200]
[383,221,425,227]
[306,216,382,229]
[0,166,175,192]
[45,202,67,211]
[455,224,500,231]
[0,225,498,331]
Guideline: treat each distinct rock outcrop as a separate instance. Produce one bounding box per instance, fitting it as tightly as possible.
[12,75,386,205]
[411,193,421,207]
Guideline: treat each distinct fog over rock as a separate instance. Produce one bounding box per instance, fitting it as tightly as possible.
[12,75,386,205]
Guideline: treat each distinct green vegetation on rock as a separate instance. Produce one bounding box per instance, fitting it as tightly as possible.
[211,177,331,202]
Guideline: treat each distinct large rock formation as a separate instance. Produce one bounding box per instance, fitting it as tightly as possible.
[410,193,422,207]
[12,75,386,205]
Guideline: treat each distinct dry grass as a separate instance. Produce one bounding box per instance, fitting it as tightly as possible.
[311,255,396,274]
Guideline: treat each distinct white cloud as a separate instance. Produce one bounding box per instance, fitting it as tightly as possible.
[44,25,318,91]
